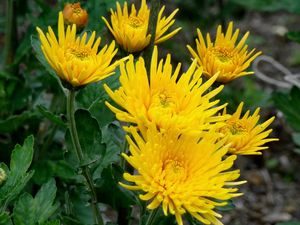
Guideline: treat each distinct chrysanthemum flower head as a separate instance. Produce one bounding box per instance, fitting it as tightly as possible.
[63,2,88,29]
[36,12,118,87]
[187,22,262,83]
[102,0,181,53]
[121,126,244,225]
[219,102,278,155]
[104,46,227,135]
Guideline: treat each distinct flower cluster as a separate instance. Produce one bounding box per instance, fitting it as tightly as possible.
[103,7,277,225]
[36,1,278,225]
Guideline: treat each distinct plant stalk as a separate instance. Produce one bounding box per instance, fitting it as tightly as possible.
[66,89,104,225]
[4,0,16,66]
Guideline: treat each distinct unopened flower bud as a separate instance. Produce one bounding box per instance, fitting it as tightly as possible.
[63,2,88,29]
[0,168,7,185]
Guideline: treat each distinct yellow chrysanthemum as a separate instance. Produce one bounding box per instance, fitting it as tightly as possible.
[187,22,262,83]
[219,102,278,155]
[104,46,227,136]
[102,0,181,53]
[36,12,118,87]
[121,126,244,225]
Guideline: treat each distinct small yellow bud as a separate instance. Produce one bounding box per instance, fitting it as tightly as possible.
[63,2,88,29]
[0,168,7,185]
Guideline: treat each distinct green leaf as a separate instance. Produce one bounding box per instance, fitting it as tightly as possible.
[32,160,76,185]
[31,35,67,95]
[93,122,124,178]
[10,136,34,181]
[62,187,94,225]
[0,111,37,133]
[60,216,82,225]
[96,165,136,209]
[37,105,67,128]
[0,212,13,225]
[287,31,300,44]
[76,72,120,127]
[0,136,35,208]
[273,86,300,131]
[276,222,300,225]
[0,71,18,81]
[85,0,125,31]
[13,193,35,225]
[40,220,61,225]
[292,133,300,147]
[34,179,59,223]
[12,31,32,66]
[13,179,59,225]
[65,109,106,167]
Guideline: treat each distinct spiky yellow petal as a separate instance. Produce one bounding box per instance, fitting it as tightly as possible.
[219,102,278,155]
[102,1,181,53]
[104,46,228,135]
[36,11,118,87]
[121,126,243,225]
[187,21,262,83]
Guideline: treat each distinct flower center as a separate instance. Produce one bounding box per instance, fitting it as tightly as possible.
[227,121,247,135]
[147,90,178,126]
[149,91,176,113]
[213,46,234,62]
[67,46,92,60]
[127,16,144,28]
[159,93,172,107]
[164,159,185,180]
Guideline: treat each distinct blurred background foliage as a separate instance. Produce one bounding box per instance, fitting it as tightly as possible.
[0,0,300,224]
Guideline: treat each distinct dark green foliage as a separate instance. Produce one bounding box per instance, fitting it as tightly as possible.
[97,165,136,209]
[0,136,35,209]
[31,35,67,94]
[0,212,13,225]
[65,109,106,168]
[273,86,300,132]
[36,105,67,129]
[76,70,120,127]
[276,222,300,225]
[13,179,59,225]
[286,32,300,44]
[32,160,76,185]
[0,111,38,133]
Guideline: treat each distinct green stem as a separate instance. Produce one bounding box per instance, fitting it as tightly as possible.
[4,0,16,66]
[144,208,159,225]
[144,0,161,73]
[66,89,104,225]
